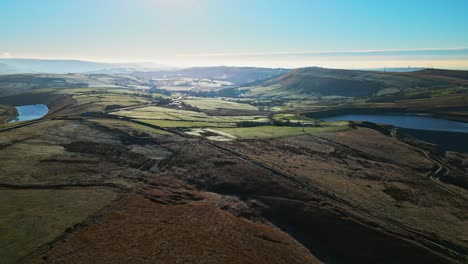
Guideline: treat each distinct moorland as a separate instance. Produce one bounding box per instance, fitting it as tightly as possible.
[0,66,467,263]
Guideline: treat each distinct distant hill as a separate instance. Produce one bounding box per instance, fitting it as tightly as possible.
[0,73,145,96]
[0,59,168,75]
[406,68,468,84]
[0,63,20,74]
[0,60,288,86]
[244,67,468,98]
[0,59,116,74]
[365,67,425,72]
[129,66,290,85]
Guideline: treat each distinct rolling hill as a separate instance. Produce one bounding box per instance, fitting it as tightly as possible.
[0,59,115,74]
[0,73,145,96]
[244,67,468,98]
[129,66,290,86]
[0,59,168,75]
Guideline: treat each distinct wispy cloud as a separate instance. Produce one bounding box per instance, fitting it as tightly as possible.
[179,48,468,57]
[0,52,12,58]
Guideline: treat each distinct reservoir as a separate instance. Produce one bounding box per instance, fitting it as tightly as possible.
[321,114,468,133]
[9,104,49,123]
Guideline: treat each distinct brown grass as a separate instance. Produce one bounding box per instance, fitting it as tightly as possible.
[39,194,320,264]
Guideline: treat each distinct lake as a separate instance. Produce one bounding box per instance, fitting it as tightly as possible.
[9,104,49,123]
[322,114,468,133]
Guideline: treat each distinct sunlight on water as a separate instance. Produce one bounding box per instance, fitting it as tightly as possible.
[9,104,49,123]
[322,114,468,133]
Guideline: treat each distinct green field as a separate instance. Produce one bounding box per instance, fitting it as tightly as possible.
[112,105,352,132]
[182,97,258,111]
[216,123,350,139]
[73,93,151,108]
[136,119,237,128]
[53,87,111,94]
[114,106,269,127]
[115,106,207,120]
[273,113,317,125]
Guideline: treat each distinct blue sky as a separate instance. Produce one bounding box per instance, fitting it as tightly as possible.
[1,0,468,68]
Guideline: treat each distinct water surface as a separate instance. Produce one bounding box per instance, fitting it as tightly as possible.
[322,114,468,133]
[10,104,49,123]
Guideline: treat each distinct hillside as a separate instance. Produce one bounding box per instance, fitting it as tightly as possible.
[130,66,290,86]
[0,63,20,75]
[244,67,468,98]
[0,59,170,75]
[0,71,466,263]
[0,73,145,96]
[405,68,468,85]
[0,59,115,74]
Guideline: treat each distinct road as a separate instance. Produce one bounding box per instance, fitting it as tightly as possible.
[391,128,467,200]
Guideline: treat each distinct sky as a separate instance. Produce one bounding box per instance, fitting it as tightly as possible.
[1,0,468,69]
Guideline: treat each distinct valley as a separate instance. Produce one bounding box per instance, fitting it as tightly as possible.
[3,1,468,263]
[0,66,467,263]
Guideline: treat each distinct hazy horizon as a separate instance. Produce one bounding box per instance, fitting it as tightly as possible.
[2,0,468,69]
[2,2,468,263]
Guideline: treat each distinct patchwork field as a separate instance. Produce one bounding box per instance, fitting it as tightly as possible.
[215,124,350,140]
[136,119,237,128]
[73,93,151,109]
[182,97,259,111]
[0,67,467,263]
[114,106,269,128]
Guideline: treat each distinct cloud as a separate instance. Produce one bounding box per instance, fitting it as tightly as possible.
[179,47,468,58]
[0,52,12,58]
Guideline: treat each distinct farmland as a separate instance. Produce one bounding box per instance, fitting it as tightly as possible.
[114,106,269,128]
[4,0,468,262]
[215,123,350,140]
[0,67,467,263]
[182,97,259,111]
